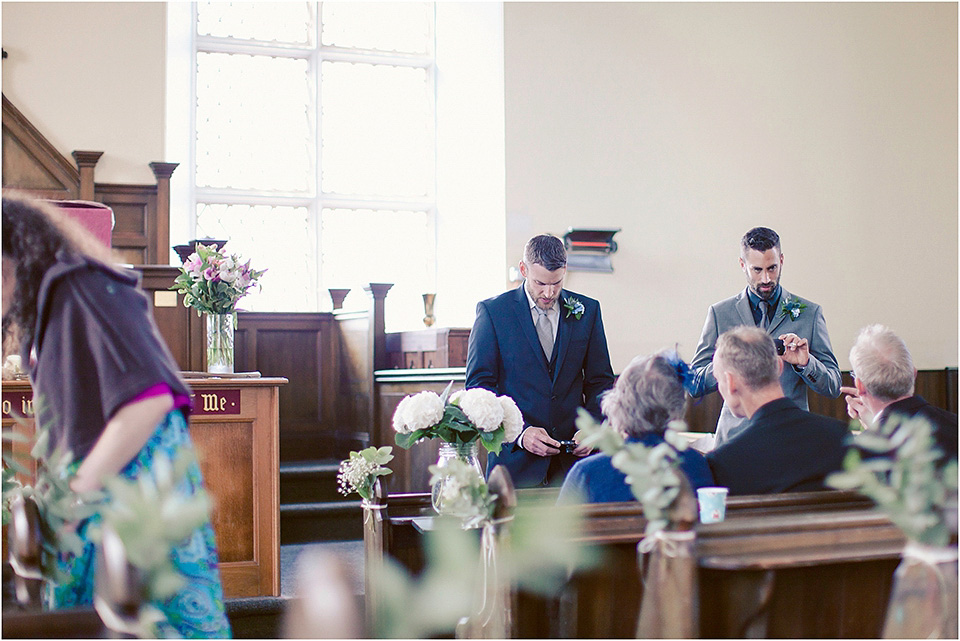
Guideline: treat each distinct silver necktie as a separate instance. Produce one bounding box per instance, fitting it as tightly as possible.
[535,307,554,358]
[761,301,771,330]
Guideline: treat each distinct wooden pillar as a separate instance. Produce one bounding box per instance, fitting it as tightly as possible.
[364,283,393,372]
[71,150,103,201]
[150,162,179,265]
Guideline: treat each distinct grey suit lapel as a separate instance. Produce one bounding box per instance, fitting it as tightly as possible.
[767,287,791,335]
[735,290,754,326]
[513,284,551,371]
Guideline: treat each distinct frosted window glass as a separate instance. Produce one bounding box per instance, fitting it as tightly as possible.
[321,2,432,54]
[197,1,314,45]
[196,52,313,192]
[321,209,435,330]
[321,61,434,198]
[196,203,317,312]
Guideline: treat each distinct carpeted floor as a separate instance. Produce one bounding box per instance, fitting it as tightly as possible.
[280,540,365,597]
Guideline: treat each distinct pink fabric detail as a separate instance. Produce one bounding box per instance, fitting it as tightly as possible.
[127,383,192,414]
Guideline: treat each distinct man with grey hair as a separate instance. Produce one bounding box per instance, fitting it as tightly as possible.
[467,234,615,487]
[842,324,957,460]
[690,227,842,448]
[706,326,848,495]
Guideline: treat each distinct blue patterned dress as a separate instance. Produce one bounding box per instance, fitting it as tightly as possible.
[50,410,232,638]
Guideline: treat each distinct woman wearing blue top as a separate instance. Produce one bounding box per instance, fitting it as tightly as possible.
[558,351,714,503]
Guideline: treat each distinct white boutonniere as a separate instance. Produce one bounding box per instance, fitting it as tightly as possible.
[563,296,585,320]
[781,296,807,321]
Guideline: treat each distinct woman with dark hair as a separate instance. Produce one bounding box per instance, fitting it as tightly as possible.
[558,351,714,503]
[2,193,231,637]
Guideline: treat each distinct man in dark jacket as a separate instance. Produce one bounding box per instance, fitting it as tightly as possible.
[706,326,848,495]
[841,324,957,462]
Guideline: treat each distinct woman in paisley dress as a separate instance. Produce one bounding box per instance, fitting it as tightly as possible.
[2,193,231,638]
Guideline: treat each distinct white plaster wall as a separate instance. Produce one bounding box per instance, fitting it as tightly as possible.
[504,2,958,372]
[2,2,167,184]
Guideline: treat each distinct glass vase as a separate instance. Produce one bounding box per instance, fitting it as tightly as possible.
[431,441,483,517]
[205,313,235,374]
[882,541,958,638]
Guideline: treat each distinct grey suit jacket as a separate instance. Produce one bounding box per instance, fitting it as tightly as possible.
[689,287,842,446]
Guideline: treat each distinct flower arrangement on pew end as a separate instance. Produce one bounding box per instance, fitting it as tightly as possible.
[392,382,523,454]
[337,446,394,502]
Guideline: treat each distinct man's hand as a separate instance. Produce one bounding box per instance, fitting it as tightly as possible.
[840,385,875,428]
[521,427,560,456]
[777,332,810,367]
[572,439,593,457]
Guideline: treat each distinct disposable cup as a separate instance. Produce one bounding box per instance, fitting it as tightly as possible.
[697,486,729,524]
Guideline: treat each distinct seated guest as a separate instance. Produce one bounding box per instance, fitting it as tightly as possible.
[558,351,714,503]
[842,324,958,461]
[706,326,848,495]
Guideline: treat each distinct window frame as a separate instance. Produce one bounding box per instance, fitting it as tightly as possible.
[188,2,439,314]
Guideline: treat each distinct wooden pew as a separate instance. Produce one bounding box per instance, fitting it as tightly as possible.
[377,489,905,638]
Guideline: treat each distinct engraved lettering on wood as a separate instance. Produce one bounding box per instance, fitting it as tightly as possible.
[1,392,35,419]
[190,389,241,416]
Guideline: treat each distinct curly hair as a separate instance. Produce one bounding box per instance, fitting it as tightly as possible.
[600,351,687,437]
[2,192,115,356]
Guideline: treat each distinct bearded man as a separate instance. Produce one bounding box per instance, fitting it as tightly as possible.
[689,227,842,447]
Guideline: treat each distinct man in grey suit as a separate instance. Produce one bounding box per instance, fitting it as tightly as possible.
[690,227,842,447]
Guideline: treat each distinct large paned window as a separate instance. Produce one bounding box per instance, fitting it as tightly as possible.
[191,2,436,326]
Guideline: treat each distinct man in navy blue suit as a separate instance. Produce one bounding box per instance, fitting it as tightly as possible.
[466,235,615,487]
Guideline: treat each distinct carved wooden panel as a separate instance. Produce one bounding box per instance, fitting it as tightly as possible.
[98,183,157,265]
[192,420,256,563]
[2,94,176,267]
[234,312,350,461]
[1,94,79,199]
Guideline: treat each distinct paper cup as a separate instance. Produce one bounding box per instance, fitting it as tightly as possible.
[697,486,729,524]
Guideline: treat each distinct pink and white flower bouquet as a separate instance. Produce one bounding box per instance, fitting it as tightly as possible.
[171,243,266,317]
[393,382,523,454]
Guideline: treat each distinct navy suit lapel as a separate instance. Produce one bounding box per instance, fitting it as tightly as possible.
[513,284,551,372]
[552,294,572,382]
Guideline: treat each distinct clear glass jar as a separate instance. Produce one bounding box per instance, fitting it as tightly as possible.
[431,441,483,517]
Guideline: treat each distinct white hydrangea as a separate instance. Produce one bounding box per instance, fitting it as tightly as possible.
[458,388,504,432]
[499,395,524,442]
[392,395,413,433]
[400,391,445,432]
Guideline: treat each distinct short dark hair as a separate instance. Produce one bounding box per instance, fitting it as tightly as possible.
[523,234,566,271]
[740,227,781,255]
[715,326,780,390]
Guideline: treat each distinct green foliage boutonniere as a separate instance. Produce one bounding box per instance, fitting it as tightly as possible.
[563,296,585,320]
[781,296,807,321]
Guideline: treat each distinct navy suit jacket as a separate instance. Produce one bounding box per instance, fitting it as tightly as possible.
[879,395,958,462]
[465,284,615,487]
[706,397,848,495]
